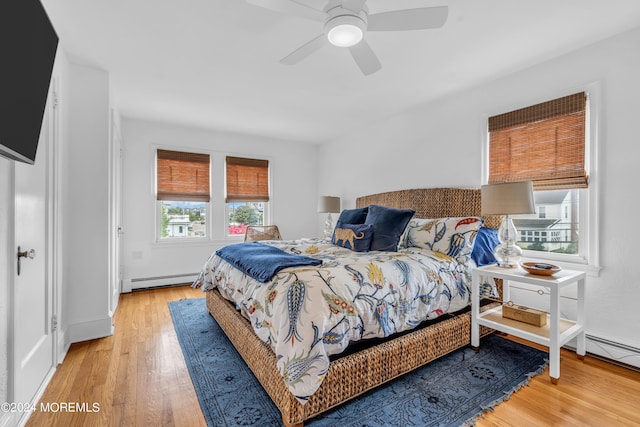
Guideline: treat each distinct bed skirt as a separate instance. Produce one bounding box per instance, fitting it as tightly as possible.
[206,288,499,426]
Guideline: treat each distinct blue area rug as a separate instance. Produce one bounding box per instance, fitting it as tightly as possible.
[169,298,548,427]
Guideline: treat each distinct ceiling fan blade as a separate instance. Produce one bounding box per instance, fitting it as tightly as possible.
[246,0,325,21]
[280,34,328,65]
[342,0,367,13]
[349,40,382,75]
[367,6,448,31]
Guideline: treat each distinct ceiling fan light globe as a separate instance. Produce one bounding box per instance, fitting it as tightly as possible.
[325,14,366,47]
[328,24,363,47]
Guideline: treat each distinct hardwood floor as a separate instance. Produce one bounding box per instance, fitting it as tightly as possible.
[477,335,640,426]
[27,285,640,426]
[27,285,207,427]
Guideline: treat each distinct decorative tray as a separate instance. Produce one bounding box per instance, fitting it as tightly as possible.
[521,262,561,276]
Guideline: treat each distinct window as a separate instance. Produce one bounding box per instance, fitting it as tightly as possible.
[225,156,269,236]
[157,149,210,239]
[488,92,590,262]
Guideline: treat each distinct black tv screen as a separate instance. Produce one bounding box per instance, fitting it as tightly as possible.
[0,0,58,165]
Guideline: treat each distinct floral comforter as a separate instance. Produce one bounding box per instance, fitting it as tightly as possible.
[194,238,475,403]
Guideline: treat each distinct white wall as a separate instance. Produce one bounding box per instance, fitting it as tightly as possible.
[53,49,71,364]
[120,118,318,286]
[318,27,640,365]
[63,62,113,342]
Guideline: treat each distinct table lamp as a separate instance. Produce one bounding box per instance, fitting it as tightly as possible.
[481,181,535,267]
[318,196,340,239]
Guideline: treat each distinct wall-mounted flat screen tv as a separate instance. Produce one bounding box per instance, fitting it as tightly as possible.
[0,0,58,165]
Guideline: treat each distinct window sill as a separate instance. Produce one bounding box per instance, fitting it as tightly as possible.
[152,236,242,249]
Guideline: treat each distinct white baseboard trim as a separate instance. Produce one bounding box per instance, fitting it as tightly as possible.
[0,367,57,427]
[57,326,70,366]
[67,316,114,344]
[15,366,56,427]
[122,273,198,293]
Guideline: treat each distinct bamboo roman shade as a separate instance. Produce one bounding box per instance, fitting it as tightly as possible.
[156,149,210,202]
[488,92,588,191]
[225,156,269,202]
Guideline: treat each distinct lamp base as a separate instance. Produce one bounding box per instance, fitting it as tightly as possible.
[494,214,523,268]
[494,243,523,268]
[323,213,334,240]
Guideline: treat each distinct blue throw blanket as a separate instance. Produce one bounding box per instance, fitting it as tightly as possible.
[215,242,322,283]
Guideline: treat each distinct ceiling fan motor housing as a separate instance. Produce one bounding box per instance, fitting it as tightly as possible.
[324,6,368,47]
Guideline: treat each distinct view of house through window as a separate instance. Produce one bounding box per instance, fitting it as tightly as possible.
[513,189,578,255]
[157,149,210,239]
[160,201,207,238]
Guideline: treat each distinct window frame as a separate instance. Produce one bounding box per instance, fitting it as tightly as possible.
[538,206,546,219]
[482,87,600,274]
[152,146,273,245]
[224,156,271,239]
[154,147,212,243]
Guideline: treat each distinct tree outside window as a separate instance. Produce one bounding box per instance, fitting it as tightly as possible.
[227,202,265,235]
[226,157,269,236]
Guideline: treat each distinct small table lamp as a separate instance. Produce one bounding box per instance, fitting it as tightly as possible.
[318,196,340,239]
[481,181,535,268]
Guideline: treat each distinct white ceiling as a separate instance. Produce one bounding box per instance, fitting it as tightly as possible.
[41,0,640,144]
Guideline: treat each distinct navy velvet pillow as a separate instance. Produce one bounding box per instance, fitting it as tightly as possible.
[471,227,500,266]
[332,222,374,252]
[337,207,369,224]
[364,205,415,252]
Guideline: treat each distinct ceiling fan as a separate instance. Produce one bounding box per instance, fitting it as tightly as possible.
[246,0,448,75]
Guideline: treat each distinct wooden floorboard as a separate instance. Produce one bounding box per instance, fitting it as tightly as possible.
[26,285,640,426]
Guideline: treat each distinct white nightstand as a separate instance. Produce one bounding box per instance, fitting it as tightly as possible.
[471,264,586,384]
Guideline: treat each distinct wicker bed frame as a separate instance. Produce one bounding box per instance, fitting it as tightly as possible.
[205,187,502,426]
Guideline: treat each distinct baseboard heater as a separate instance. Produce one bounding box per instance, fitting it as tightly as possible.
[586,334,640,371]
[123,273,198,292]
[564,334,640,372]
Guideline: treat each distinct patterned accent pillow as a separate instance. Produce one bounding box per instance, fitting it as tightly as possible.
[403,217,484,262]
[331,222,374,252]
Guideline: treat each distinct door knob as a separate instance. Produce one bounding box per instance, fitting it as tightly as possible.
[17,246,36,276]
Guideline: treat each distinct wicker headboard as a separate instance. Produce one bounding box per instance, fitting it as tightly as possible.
[356,187,502,230]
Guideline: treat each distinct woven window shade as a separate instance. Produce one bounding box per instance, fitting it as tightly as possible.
[226,156,269,202]
[488,92,588,191]
[157,149,210,202]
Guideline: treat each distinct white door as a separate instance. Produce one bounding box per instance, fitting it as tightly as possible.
[109,109,123,313]
[12,92,56,408]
